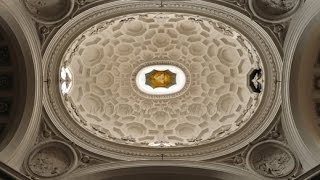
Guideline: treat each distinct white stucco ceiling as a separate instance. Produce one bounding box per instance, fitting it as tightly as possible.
[59,13,264,147]
[43,1,281,160]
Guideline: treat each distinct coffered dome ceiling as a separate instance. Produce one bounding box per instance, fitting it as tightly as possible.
[43,1,281,160]
[60,13,264,147]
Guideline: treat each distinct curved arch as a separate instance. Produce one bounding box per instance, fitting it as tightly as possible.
[282,0,320,170]
[0,0,42,168]
[0,15,27,151]
[64,160,268,180]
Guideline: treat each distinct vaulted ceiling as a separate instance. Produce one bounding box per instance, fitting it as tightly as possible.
[0,0,320,180]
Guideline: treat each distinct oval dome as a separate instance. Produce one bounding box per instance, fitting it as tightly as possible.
[43,1,281,160]
[58,13,264,147]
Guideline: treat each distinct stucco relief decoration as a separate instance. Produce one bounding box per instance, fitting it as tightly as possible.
[24,141,77,178]
[249,0,302,22]
[247,141,299,178]
[23,0,74,24]
[58,13,265,147]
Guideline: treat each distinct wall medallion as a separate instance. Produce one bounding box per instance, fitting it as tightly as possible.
[24,140,78,178]
[248,0,303,22]
[23,0,75,24]
[246,140,300,178]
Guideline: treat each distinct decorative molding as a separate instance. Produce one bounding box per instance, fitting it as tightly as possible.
[0,0,43,169]
[75,151,108,170]
[41,112,118,163]
[21,0,304,54]
[217,0,303,47]
[0,162,29,180]
[23,116,112,179]
[248,0,302,23]
[217,115,284,164]
[57,13,264,147]
[131,60,192,100]
[258,117,287,144]
[282,0,320,170]
[246,140,300,179]
[217,116,301,179]
[22,0,110,49]
[65,160,269,180]
[23,140,78,179]
[216,145,250,170]
[42,1,282,160]
[23,0,75,24]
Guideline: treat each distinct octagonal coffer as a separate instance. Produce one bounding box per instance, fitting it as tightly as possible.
[50,11,278,153]
[136,65,186,95]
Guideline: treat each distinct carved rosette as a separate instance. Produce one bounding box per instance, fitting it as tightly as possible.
[248,0,303,23]
[24,140,78,178]
[246,140,300,179]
